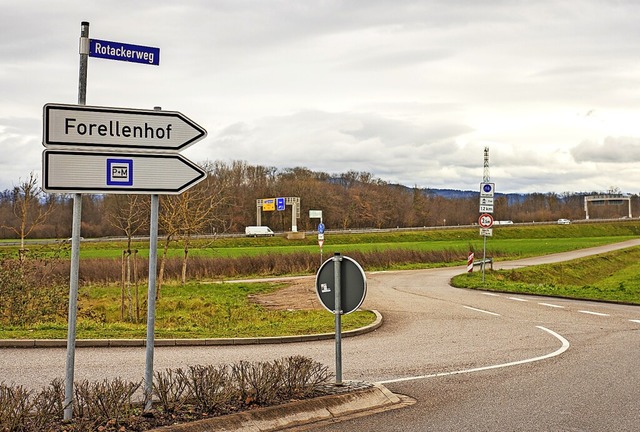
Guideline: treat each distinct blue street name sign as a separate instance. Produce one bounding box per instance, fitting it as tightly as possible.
[89,38,160,66]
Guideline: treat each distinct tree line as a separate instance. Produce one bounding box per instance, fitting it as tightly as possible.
[1,161,637,241]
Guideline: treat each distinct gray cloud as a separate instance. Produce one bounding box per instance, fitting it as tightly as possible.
[2,1,640,194]
[571,137,640,163]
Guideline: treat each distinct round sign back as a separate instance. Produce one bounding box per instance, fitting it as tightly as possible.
[315,255,366,314]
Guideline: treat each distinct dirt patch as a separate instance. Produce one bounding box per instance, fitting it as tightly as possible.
[249,279,323,311]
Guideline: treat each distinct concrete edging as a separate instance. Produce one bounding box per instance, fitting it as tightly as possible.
[0,310,383,349]
[148,382,404,432]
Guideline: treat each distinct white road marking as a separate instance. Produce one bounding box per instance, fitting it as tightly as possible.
[508,297,528,302]
[379,326,570,384]
[539,302,565,309]
[578,310,610,317]
[630,320,640,324]
[483,292,501,297]
[463,306,501,316]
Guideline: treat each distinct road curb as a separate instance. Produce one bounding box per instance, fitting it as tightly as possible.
[148,382,409,432]
[0,310,382,349]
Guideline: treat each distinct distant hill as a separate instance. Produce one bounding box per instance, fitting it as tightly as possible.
[421,187,527,204]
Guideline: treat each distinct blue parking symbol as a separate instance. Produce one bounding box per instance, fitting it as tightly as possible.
[106,159,133,186]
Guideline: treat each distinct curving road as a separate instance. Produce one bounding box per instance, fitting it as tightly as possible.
[2,240,640,430]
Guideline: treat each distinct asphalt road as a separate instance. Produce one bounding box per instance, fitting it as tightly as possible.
[2,239,640,430]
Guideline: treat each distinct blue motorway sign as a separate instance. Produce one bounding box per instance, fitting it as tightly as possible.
[276,197,286,211]
[89,38,160,66]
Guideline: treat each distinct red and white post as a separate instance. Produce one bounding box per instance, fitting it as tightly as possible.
[467,252,474,272]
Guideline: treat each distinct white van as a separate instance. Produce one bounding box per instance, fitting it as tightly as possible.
[245,226,275,237]
[495,220,514,225]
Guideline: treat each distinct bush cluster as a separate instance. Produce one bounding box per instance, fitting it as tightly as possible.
[56,247,472,284]
[0,355,331,432]
[154,355,329,414]
[0,253,68,327]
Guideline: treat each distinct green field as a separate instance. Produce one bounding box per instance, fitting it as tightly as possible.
[9,221,640,263]
[2,221,640,339]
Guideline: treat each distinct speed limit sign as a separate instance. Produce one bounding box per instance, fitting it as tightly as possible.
[478,213,494,228]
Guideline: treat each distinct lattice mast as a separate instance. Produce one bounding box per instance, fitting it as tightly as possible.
[483,146,490,183]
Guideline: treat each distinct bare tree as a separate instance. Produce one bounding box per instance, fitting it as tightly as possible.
[157,164,227,295]
[156,195,179,298]
[1,173,55,263]
[105,194,149,321]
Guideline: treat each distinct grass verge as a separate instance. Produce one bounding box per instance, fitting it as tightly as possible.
[451,246,640,304]
[0,281,375,339]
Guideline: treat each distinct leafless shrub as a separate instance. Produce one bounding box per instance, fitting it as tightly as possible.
[153,368,189,413]
[29,379,64,430]
[231,360,283,406]
[184,365,236,414]
[0,383,34,432]
[276,355,331,399]
[73,378,141,427]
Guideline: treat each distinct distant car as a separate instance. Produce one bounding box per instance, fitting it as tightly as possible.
[62,236,84,243]
[245,226,274,237]
[557,219,571,225]
[495,220,514,225]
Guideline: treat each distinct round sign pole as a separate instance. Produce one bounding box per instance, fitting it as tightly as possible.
[333,253,343,385]
[478,213,494,283]
[482,234,487,282]
[315,254,366,386]
[318,223,326,265]
[318,232,325,266]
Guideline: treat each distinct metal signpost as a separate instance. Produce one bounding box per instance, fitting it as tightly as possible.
[310,210,324,263]
[49,22,207,420]
[315,254,366,385]
[479,182,495,283]
[61,21,89,421]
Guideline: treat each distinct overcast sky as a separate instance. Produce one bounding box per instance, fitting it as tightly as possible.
[2,0,640,194]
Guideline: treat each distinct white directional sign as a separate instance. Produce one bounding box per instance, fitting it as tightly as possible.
[42,150,205,194]
[43,104,207,152]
